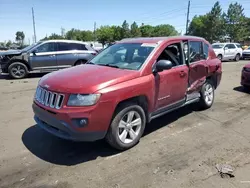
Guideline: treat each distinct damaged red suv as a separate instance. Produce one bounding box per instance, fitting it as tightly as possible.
[33,36,222,150]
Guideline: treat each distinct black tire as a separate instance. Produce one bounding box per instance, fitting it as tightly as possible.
[8,62,28,79]
[217,54,222,61]
[75,60,87,66]
[198,80,215,110]
[105,103,146,151]
[234,54,240,62]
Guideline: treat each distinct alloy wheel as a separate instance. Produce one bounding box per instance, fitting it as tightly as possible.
[204,84,214,105]
[117,111,142,144]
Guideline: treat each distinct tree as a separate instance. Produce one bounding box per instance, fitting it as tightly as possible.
[65,29,93,41]
[153,24,179,37]
[224,2,247,42]
[188,1,224,42]
[96,26,115,45]
[15,31,25,46]
[42,33,64,40]
[121,20,130,39]
[140,25,154,37]
[112,26,122,41]
[6,40,12,47]
[130,22,141,37]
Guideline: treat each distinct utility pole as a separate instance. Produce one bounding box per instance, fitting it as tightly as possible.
[93,22,96,42]
[32,7,37,43]
[185,0,190,35]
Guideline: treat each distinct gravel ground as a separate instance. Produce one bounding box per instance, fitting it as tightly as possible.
[1,61,250,188]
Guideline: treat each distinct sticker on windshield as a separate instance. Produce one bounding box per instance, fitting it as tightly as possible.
[141,43,157,47]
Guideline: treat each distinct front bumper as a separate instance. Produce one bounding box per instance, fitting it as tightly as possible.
[243,53,250,59]
[241,69,250,86]
[32,101,114,142]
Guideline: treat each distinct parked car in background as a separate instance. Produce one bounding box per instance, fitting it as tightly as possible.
[0,40,97,79]
[212,42,243,61]
[241,62,250,89]
[32,36,222,150]
[242,46,250,60]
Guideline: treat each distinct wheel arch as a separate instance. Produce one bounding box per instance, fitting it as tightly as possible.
[113,95,150,123]
[74,59,88,66]
[8,59,30,71]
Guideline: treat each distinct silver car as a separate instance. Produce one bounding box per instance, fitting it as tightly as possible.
[0,40,97,79]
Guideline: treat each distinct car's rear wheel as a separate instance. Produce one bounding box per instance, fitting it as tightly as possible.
[217,54,222,61]
[106,103,146,150]
[75,60,87,66]
[8,62,28,79]
[235,54,240,62]
[198,80,214,110]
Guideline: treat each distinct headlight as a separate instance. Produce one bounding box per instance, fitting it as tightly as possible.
[243,67,250,72]
[67,94,101,106]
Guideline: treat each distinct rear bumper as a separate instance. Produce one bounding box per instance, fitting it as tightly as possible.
[0,63,8,74]
[33,103,107,142]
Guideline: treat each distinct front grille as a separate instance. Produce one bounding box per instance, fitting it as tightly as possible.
[35,86,65,109]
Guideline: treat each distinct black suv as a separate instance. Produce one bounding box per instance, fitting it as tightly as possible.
[0,40,97,79]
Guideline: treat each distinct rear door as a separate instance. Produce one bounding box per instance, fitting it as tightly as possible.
[185,40,208,92]
[56,42,79,69]
[29,42,57,71]
[224,44,236,59]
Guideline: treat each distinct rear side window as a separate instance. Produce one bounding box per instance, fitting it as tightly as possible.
[203,43,209,59]
[225,44,236,49]
[58,42,70,51]
[236,44,242,48]
[189,41,203,63]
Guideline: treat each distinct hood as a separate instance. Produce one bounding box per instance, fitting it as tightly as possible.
[0,50,22,56]
[39,64,140,94]
[243,49,250,53]
[244,63,250,68]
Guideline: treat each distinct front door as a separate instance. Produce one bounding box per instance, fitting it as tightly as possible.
[155,41,189,110]
[185,40,208,92]
[224,43,236,59]
[29,42,57,71]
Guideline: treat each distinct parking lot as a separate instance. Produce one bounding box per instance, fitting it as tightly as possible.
[1,60,250,188]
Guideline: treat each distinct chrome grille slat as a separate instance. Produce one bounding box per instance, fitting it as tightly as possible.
[35,86,64,109]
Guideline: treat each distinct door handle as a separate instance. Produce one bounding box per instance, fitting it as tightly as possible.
[179,71,186,77]
[50,54,55,57]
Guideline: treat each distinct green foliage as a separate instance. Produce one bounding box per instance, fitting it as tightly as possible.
[6,40,12,47]
[15,31,25,45]
[130,22,141,37]
[96,26,115,45]
[140,25,154,37]
[188,1,250,42]
[153,24,179,37]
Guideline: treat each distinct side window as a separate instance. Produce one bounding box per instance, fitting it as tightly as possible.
[58,42,70,51]
[157,42,183,67]
[227,44,236,49]
[203,43,209,60]
[236,44,241,48]
[189,41,203,63]
[80,44,88,50]
[36,43,55,53]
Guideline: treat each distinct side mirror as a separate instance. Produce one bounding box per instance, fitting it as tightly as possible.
[224,47,228,50]
[32,49,38,55]
[154,60,173,73]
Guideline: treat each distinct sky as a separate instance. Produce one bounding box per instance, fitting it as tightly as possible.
[1,0,250,44]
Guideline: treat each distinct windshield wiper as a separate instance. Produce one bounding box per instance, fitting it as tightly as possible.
[100,64,119,68]
[86,61,94,64]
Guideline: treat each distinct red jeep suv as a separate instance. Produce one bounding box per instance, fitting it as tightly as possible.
[32,36,222,150]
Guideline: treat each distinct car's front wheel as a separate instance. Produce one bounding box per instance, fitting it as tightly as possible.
[106,103,146,150]
[198,81,215,110]
[8,62,28,79]
[235,54,240,62]
[217,54,222,61]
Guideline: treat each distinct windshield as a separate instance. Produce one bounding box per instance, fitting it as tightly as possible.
[212,44,224,49]
[21,41,42,52]
[248,47,250,50]
[88,43,156,70]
